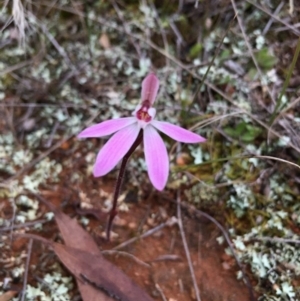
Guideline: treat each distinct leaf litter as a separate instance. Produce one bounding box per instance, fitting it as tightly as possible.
[23,192,154,301]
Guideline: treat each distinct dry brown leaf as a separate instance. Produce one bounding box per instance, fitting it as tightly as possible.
[52,207,112,300]
[52,243,154,301]
[32,193,100,254]
[0,291,18,301]
[99,33,111,49]
[32,193,154,301]
[32,193,110,300]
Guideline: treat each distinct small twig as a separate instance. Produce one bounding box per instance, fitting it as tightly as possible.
[268,36,300,128]
[28,12,76,71]
[150,254,182,262]
[0,219,49,232]
[20,239,33,301]
[155,283,168,301]
[148,0,170,67]
[113,217,177,251]
[230,0,275,105]
[102,250,150,268]
[4,110,100,184]
[106,130,143,240]
[270,96,300,127]
[0,59,33,76]
[110,0,141,58]
[0,102,89,108]
[254,236,300,244]
[44,121,59,148]
[245,0,300,36]
[252,155,300,170]
[169,20,185,46]
[262,1,284,35]
[161,194,255,300]
[176,191,201,301]
[178,201,256,301]
[8,193,17,244]
[289,0,294,15]
[190,16,236,109]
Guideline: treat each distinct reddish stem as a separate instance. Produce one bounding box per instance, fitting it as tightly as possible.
[106,130,143,240]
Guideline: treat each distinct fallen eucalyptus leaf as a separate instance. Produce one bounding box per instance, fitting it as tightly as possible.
[29,193,112,300]
[29,193,154,301]
[0,291,18,301]
[52,243,154,301]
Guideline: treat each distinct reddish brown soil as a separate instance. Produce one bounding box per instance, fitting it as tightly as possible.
[1,189,254,301]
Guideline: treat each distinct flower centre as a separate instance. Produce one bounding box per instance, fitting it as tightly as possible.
[136,107,152,122]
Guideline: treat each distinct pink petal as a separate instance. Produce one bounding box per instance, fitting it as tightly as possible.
[144,125,169,190]
[93,123,140,177]
[141,73,160,105]
[151,120,206,143]
[78,117,136,138]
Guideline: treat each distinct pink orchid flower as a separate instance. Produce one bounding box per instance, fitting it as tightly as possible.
[78,73,206,190]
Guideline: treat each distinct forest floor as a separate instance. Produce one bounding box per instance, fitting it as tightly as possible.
[1,0,300,300]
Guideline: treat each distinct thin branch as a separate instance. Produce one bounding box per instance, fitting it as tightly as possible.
[176,191,201,301]
[230,0,275,105]
[245,0,300,36]
[4,111,100,184]
[271,96,300,126]
[110,0,141,58]
[28,12,76,71]
[147,0,170,67]
[254,236,300,244]
[177,201,256,301]
[113,217,177,251]
[0,59,33,76]
[20,239,33,301]
[289,0,294,15]
[262,2,284,35]
[102,250,150,268]
[191,16,236,108]
[0,219,49,232]
[155,284,168,301]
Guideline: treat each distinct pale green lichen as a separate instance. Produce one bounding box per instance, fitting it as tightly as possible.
[14,272,73,301]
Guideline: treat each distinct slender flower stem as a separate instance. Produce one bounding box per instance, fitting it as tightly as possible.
[106,130,143,240]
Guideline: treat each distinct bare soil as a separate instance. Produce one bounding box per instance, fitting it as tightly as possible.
[2,187,255,301]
